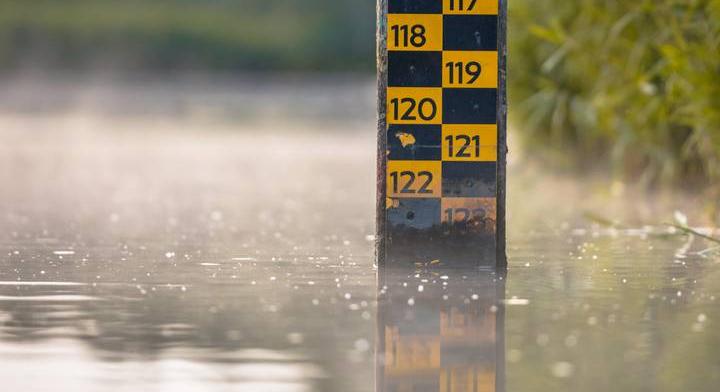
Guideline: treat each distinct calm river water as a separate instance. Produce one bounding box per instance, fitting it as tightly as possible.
[0,76,718,391]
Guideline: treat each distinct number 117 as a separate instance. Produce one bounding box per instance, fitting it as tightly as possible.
[448,0,478,11]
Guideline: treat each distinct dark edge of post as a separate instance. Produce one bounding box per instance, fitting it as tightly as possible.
[375,2,388,392]
[496,0,509,269]
[496,271,507,392]
[376,0,388,273]
[497,0,510,377]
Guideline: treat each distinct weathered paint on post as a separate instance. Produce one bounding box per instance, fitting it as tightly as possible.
[377,0,508,269]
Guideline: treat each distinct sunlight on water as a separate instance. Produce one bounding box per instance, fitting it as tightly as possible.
[0,339,323,392]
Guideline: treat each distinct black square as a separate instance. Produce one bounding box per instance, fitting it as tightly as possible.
[387,198,442,230]
[443,15,498,51]
[387,125,442,161]
[388,51,442,87]
[442,162,496,197]
[443,88,497,124]
[389,0,443,14]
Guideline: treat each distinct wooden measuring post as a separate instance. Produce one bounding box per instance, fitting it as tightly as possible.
[376,0,507,269]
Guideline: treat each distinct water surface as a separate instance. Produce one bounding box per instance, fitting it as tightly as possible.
[1,77,719,391]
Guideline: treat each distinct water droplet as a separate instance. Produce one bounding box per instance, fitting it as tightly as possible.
[287,332,304,345]
[551,362,575,378]
[354,339,370,352]
[53,250,75,256]
[505,297,530,306]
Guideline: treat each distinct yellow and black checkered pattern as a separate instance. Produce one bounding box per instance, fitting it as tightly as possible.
[378,270,502,392]
[383,306,498,392]
[385,0,499,251]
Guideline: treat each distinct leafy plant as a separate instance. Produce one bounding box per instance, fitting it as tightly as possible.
[509,0,720,188]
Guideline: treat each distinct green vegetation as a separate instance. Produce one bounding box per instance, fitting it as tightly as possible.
[0,0,375,71]
[509,0,720,188]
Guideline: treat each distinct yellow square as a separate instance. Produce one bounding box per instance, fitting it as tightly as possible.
[387,87,442,125]
[442,124,497,161]
[385,327,441,374]
[441,198,497,230]
[443,0,499,15]
[442,51,498,88]
[387,161,442,198]
[388,14,443,52]
[440,368,497,392]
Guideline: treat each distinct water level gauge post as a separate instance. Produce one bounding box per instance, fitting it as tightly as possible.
[376,0,508,269]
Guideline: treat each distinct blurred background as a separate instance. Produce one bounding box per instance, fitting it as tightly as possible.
[1,0,718,193]
[0,0,374,72]
[2,1,720,392]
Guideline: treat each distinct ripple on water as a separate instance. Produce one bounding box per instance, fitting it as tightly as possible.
[0,295,102,302]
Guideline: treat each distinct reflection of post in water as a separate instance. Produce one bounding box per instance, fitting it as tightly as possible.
[377,266,505,392]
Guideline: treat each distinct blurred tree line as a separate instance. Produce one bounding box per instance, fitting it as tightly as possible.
[1,0,718,188]
[0,0,375,71]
